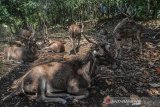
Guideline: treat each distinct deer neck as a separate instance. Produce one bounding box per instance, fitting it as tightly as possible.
[89,58,97,75]
[82,51,97,74]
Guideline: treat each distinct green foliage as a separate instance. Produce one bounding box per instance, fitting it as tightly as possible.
[0,0,159,35]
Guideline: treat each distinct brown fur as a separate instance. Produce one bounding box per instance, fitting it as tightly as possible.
[21,29,32,39]
[113,17,144,58]
[17,29,35,44]
[43,40,65,53]
[6,40,38,63]
[11,44,115,104]
[69,23,83,54]
[6,45,24,63]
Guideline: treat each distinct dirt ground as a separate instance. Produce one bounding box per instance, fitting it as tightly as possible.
[0,18,160,107]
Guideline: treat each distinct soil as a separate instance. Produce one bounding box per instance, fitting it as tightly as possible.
[0,18,160,107]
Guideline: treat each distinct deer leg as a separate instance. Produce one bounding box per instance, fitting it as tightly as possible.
[115,39,122,58]
[70,89,89,100]
[46,92,74,100]
[46,86,67,97]
[73,39,77,54]
[37,76,67,104]
[136,32,142,55]
[76,36,81,53]
[7,51,10,62]
[114,39,118,58]
[7,55,10,62]
[45,88,74,101]
[69,38,73,54]
[128,38,133,52]
[46,89,89,101]
[67,81,90,100]
[69,38,76,54]
[119,39,125,58]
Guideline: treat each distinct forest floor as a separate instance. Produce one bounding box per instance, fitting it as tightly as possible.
[0,18,160,107]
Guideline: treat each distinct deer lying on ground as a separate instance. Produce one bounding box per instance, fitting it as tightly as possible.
[3,41,116,104]
[42,39,65,53]
[69,22,93,54]
[5,39,38,63]
[6,44,24,63]
[113,16,145,58]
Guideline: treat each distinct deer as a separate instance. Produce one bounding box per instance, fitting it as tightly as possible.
[2,40,116,105]
[42,39,65,53]
[68,22,93,54]
[68,22,83,54]
[5,39,38,64]
[17,27,35,45]
[113,17,145,58]
[113,4,147,58]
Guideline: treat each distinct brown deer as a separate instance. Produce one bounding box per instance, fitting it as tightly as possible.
[113,17,142,58]
[113,4,148,58]
[42,39,65,53]
[5,39,38,63]
[6,44,24,63]
[68,23,82,54]
[69,22,88,54]
[17,28,35,44]
[3,42,116,105]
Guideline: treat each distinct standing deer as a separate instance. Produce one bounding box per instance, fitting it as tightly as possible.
[113,17,145,58]
[113,3,147,58]
[68,22,84,54]
[3,41,116,105]
[69,22,96,54]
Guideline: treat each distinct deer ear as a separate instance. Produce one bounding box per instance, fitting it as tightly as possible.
[78,61,91,75]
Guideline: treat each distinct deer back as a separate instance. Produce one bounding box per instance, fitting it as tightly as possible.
[113,18,140,39]
[14,60,90,94]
